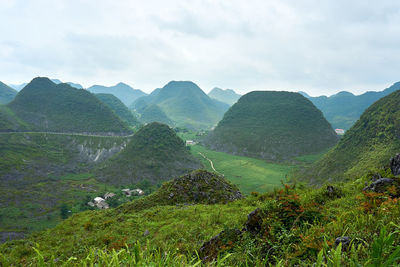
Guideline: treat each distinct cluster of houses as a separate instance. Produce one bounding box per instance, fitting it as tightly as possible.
[87,188,145,209]
[185,140,197,146]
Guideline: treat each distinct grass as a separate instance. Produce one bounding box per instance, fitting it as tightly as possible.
[3,169,400,266]
[190,145,292,194]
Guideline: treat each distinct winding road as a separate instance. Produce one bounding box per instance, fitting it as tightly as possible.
[0,131,134,138]
[197,152,222,175]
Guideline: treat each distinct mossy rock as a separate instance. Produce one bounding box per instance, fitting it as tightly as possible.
[119,170,242,213]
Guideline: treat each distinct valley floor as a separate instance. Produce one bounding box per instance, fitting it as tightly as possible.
[190,144,324,194]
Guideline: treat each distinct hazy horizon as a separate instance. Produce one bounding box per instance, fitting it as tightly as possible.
[1,0,400,96]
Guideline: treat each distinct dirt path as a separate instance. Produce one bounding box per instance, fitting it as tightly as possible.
[198,152,222,175]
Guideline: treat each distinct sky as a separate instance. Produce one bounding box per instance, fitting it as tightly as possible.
[0,0,399,96]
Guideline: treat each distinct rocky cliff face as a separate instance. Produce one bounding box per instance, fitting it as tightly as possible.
[77,142,127,163]
[0,133,131,183]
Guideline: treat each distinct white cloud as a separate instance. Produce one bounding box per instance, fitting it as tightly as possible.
[0,0,399,95]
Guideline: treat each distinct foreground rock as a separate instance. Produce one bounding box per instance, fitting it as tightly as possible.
[161,170,242,204]
[390,154,400,175]
[335,236,352,251]
[199,229,241,262]
[363,178,396,193]
[119,170,243,213]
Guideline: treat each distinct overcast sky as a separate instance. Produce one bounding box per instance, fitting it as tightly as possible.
[1,0,399,96]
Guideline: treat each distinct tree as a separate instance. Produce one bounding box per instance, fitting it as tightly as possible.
[60,204,69,219]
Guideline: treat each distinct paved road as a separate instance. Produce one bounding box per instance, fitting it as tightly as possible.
[0,131,134,138]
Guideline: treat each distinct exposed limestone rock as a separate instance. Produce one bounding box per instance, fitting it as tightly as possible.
[390,154,400,176]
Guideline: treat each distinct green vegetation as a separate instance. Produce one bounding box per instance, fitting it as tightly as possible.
[0,132,131,232]
[138,104,174,125]
[95,93,140,127]
[2,165,400,266]
[0,81,17,104]
[119,170,242,213]
[131,81,229,130]
[307,82,400,130]
[191,145,292,194]
[296,90,400,184]
[208,87,241,106]
[0,105,31,132]
[96,122,201,185]
[88,82,147,107]
[206,91,338,161]
[8,77,132,135]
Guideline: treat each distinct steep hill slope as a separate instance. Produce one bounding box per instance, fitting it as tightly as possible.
[205,91,338,161]
[88,82,147,106]
[8,77,132,135]
[305,82,400,130]
[208,87,241,105]
[296,90,400,184]
[132,81,229,129]
[138,104,174,125]
[0,132,131,232]
[0,105,31,132]
[0,81,18,104]
[96,122,201,184]
[95,93,140,127]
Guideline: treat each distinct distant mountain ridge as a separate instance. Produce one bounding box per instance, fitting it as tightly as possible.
[131,81,229,129]
[0,81,18,104]
[88,83,147,107]
[51,79,84,89]
[208,87,241,105]
[301,82,400,130]
[295,89,400,184]
[8,77,132,135]
[8,83,27,91]
[205,91,338,161]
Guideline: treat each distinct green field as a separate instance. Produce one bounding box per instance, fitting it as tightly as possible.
[190,145,292,194]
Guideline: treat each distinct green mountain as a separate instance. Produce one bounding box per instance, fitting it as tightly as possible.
[8,77,132,135]
[208,87,241,105]
[95,93,140,127]
[132,81,229,129]
[304,82,400,130]
[0,105,31,132]
[296,89,400,184]
[96,122,200,185]
[0,81,18,104]
[138,104,174,125]
[205,91,338,161]
[87,82,147,106]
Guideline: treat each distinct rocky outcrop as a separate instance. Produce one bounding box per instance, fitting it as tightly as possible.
[363,178,396,193]
[390,154,400,176]
[244,208,263,234]
[77,142,127,163]
[335,236,351,251]
[199,228,241,262]
[162,170,242,204]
